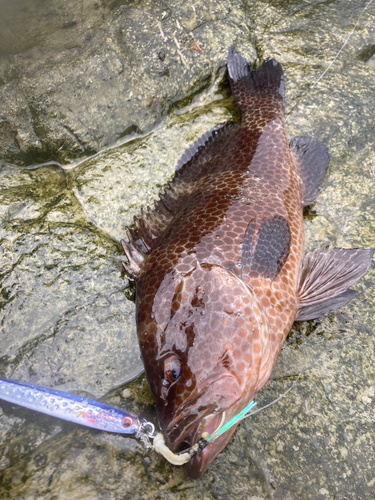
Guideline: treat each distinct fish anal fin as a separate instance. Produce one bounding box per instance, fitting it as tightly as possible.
[290,136,329,207]
[241,216,291,282]
[122,121,238,279]
[296,247,374,321]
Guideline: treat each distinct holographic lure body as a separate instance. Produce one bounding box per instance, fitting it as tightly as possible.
[0,377,258,467]
[0,378,142,435]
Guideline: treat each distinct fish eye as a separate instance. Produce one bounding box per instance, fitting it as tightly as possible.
[164,354,182,383]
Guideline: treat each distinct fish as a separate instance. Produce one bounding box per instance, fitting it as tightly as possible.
[121,47,374,478]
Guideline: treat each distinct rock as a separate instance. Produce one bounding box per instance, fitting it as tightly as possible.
[0,0,375,499]
[0,162,142,396]
[0,0,253,165]
[72,105,233,242]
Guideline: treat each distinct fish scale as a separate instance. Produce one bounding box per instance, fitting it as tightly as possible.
[121,46,374,478]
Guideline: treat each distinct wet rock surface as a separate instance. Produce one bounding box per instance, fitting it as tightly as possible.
[0,0,375,499]
[0,0,251,165]
[0,162,142,395]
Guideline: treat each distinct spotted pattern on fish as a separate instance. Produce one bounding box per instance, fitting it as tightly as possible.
[121,47,373,478]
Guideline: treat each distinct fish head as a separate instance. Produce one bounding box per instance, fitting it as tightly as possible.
[138,262,270,477]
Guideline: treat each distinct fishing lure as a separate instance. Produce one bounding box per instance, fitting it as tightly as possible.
[0,378,153,440]
[0,377,257,465]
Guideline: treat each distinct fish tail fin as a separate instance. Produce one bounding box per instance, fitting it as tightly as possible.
[227,46,284,116]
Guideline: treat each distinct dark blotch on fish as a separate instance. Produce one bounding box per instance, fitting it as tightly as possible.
[121,47,374,478]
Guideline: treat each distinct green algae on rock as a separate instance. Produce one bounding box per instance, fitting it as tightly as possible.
[0,162,142,396]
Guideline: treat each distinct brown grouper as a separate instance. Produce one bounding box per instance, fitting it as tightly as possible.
[121,47,373,478]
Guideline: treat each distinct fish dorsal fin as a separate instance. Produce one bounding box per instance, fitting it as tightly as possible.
[290,136,329,207]
[295,247,374,321]
[122,121,239,278]
[173,121,239,179]
[241,216,291,282]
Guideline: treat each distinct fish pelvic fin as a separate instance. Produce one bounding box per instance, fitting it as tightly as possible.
[295,247,374,321]
[122,122,239,279]
[227,46,284,117]
[290,136,330,207]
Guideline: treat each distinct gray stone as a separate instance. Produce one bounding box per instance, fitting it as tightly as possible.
[0,162,142,395]
[0,0,375,499]
[0,0,252,165]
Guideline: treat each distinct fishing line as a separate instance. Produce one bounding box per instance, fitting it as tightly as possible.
[152,371,303,465]
[206,400,257,441]
[0,366,302,465]
[205,371,302,441]
[241,371,302,419]
[285,0,375,122]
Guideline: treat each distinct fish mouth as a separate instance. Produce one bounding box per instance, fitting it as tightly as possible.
[185,426,238,478]
[160,370,243,477]
[166,409,238,479]
[163,394,243,478]
[162,371,242,447]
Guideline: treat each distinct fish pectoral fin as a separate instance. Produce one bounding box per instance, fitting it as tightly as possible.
[241,216,291,282]
[290,136,329,207]
[296,290,358,322]
[295,247,374,321]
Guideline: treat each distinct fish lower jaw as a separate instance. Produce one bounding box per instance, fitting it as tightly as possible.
[183,425,237,479]
[163,410,224,455]
[163,410,239,478]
